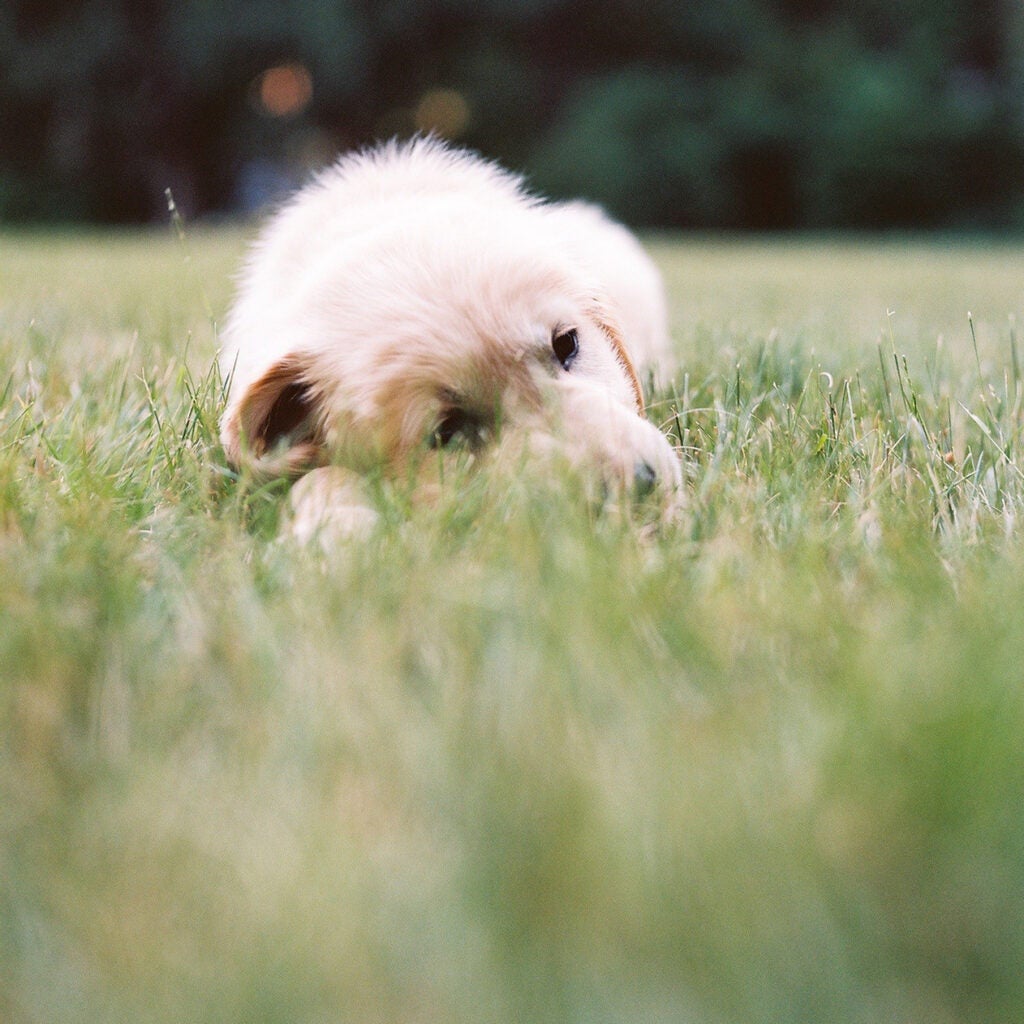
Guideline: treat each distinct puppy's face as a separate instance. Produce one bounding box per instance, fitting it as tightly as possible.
[221,235,681,500]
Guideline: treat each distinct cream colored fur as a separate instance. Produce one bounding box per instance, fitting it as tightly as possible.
[219,138,680,542]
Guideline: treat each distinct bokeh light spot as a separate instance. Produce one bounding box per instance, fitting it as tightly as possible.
[257,63,314,118]
[414,88,471,138]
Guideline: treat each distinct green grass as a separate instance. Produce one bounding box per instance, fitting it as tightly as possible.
[3,228,1024,1023]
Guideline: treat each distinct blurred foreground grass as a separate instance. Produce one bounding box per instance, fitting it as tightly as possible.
[3,229,1024,1023]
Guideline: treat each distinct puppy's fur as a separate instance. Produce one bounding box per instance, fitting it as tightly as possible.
[220,138,680,541]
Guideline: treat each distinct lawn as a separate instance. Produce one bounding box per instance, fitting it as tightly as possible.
[3,228,1024,1023]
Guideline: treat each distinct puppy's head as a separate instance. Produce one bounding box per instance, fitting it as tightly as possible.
[220,227,680,501]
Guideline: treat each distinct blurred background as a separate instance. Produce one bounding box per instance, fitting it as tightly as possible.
[2,0,1023,230]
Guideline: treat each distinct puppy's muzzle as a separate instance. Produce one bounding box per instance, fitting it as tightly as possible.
[634,459,659,497]
[507,377,682,505]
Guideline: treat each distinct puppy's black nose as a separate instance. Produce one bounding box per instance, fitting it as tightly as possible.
[634,460,658,497]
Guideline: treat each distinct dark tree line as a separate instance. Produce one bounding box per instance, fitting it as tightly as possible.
[2,0,1023,228]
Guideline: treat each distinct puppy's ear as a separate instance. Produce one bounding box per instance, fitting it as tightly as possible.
[590,302,645,414]
[221,355,325,476]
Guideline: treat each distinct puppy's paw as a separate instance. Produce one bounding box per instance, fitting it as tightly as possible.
[288,467,379,547]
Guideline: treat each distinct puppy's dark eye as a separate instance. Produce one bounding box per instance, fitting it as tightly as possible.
[432,410,465,448]
[552,328,579,371]
[431,408,488,449]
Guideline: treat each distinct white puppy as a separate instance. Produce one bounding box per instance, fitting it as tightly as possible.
[219,137,680,541]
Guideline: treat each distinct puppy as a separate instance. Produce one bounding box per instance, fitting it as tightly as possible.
[219,137,680,541]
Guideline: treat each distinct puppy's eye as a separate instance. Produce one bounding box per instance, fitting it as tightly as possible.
[552,328,579,371]
[431,408,488,449]
[432,410,465,448]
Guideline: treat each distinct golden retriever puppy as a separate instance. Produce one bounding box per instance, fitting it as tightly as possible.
[219,138,680,541]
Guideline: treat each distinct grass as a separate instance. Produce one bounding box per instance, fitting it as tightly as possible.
[3,227,1024,1023]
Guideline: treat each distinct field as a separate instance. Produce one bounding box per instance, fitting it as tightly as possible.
[3,228,1024,1023]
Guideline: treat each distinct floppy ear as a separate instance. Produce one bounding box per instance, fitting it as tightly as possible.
[221,354,325,476]
[590,302,645,414]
